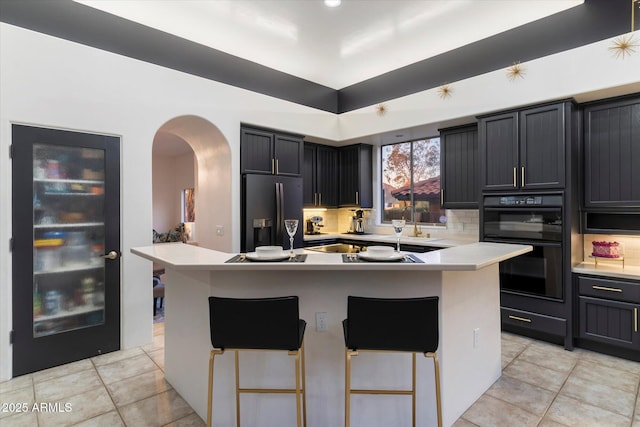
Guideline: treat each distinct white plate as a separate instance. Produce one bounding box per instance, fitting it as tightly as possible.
[357,252,404,262]
[245,252,291,262]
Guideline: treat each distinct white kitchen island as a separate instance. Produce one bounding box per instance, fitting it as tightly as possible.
[131,242,531,427]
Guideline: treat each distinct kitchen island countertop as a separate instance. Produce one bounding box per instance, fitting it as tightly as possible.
[132,241,530,272]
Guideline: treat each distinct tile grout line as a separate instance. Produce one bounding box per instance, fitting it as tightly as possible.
[631,376,640,427]
[460,338,539,426]
[81,356,127,427]
[91,347,174,427]
[487,340,561,426]
[532,349,578,427]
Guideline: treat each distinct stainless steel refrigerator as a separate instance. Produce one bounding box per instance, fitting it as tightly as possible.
[242,174,304,252]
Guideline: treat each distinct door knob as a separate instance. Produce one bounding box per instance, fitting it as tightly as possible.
[101,250,119,260]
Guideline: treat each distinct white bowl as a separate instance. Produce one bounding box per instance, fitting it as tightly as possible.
[255,246,283,256]
[366,245,395,255]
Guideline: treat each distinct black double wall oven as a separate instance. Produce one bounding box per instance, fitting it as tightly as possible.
[482,193,572,349]
[483,194,563,299]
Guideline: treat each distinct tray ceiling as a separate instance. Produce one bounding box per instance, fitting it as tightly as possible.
[75,0,584,90]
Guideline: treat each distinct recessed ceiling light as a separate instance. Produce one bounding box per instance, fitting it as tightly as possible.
[324,0,341,8]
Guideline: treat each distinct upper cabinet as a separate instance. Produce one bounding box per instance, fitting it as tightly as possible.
[338,144,373,208]
[583,94,640,209]
[303,143,338,208]
[479,101,573,191]
[440,124,479,209]
[241,126,303,176]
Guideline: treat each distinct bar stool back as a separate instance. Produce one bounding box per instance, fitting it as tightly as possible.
[343,295,441,427]
[207,296,307,427]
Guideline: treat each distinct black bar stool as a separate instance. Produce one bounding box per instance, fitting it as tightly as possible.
[343,296,441,427]
[207,296,307,427]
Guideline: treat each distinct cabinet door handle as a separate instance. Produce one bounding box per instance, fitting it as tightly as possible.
[318,193,322,206]
[440,189,444,206]
[271,159,275,174]
[314,193,317,206]
[521,167,525,187]
[635,308,638,333]
[355,191,359,205]
[592,285,623,293]
[513,167,517,187]
[276,159,279,175]
[508,315,532,323]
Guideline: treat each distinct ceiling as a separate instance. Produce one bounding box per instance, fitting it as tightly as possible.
[76,0,584,90]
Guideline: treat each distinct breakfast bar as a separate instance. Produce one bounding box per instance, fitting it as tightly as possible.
[131,242,531,427]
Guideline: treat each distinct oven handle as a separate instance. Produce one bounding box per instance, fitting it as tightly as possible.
[482,238,562,247]
[483,207,562,212]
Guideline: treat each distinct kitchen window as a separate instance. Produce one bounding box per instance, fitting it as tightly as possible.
[381,137,446,225]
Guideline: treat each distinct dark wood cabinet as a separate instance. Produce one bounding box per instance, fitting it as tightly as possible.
[303,143,338,207]
[576,275,640,355]
[583,95,640,208]
[440,124,479,208]
[479,112,518,191]
[579,296,640,350]
[241,126,303,176]
[479,101,569,191]
[519,103,566,189]
[241,127,273,175]
[338,144,373,208]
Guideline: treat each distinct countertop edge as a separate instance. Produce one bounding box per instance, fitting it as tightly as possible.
[572,262,640,281]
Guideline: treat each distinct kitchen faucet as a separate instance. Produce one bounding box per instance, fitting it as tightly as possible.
[412,222,422,237]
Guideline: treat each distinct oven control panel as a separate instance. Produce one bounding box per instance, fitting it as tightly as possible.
[483,194,562,207]
[499,196,543,206]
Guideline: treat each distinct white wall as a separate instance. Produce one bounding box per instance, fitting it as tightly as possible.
[1,22,638,381]
[152,152,196,234]
[0,23,337,381]
[338,33,640,143]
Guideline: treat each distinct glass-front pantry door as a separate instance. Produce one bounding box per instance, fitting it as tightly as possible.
[12,125,121,376]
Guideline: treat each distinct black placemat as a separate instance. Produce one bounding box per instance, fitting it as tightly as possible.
[341,253,424,263]
[225,254,307,263]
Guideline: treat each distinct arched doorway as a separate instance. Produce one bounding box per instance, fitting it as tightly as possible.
[151,116,232,321]
[151,115,232,252]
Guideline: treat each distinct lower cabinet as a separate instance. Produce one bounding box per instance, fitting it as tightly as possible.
[501,307,566,337]
[576,274,640,357]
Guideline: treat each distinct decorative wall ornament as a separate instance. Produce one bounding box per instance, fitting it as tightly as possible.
[609,34,638,59]
[438,83,453,99]
[375,104,388,116]
[506,62,526,81]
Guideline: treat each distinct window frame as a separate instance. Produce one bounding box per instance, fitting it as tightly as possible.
[380,137,445,227]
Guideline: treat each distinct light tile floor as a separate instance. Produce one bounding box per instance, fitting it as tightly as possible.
[2,324,640,426]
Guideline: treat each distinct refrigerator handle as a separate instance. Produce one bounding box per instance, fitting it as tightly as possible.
[275,182,282,241]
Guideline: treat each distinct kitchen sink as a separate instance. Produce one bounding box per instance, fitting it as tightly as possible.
[306,243,367,253]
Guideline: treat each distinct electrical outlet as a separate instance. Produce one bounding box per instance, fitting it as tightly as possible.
[473,328,480,348]
[316,312,328,332]
[216,225,224,236]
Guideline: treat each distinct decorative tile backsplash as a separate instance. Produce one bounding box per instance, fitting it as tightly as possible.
[303,208,479,240]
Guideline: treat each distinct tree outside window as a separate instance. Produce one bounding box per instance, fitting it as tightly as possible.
[381,138,446,225]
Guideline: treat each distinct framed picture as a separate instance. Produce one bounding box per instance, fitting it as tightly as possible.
[182,188,195,222]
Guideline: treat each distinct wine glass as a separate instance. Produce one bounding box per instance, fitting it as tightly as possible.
[391,219,405,252]
[284,219,299,257]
